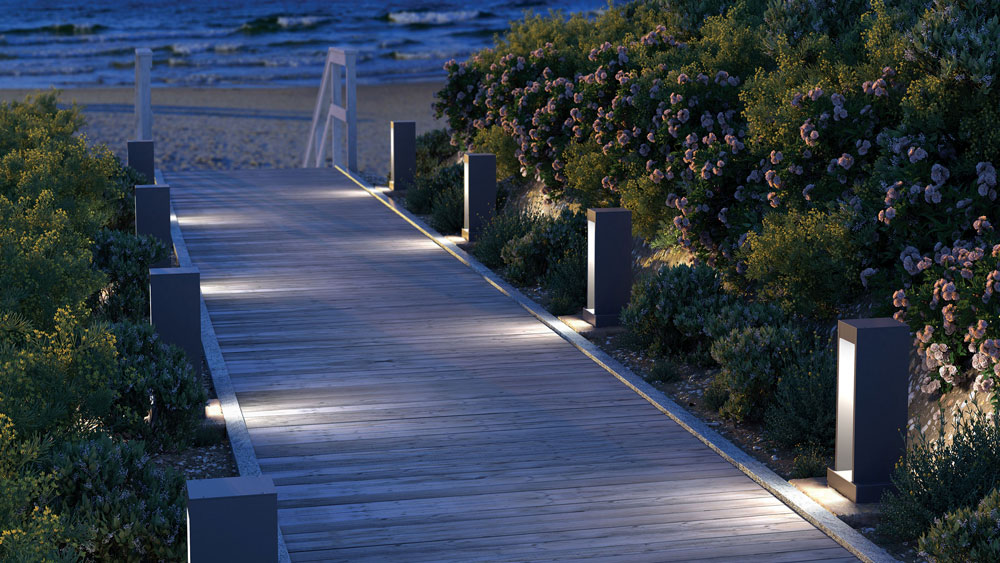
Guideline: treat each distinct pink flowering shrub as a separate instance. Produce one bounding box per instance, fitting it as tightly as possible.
[437,0,1000,395]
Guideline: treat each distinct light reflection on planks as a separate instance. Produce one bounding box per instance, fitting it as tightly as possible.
[169,168,856,562]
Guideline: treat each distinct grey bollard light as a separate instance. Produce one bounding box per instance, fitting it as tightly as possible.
[582,208,632,328]
[462,153,496,242]
[827,318,910,503]
[390,121,416,194]
[127,140,155,184]
[187,476,277,563]
[149,267,202,370]
[135,184,172,267]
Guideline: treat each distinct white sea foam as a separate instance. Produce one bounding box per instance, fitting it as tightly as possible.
[388,10,480,25]
[276,16,326,29]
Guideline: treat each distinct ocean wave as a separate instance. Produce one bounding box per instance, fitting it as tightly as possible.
[239,15,328,34]
[168,43,212,56]
[214,43,244,54]
[1,22,106,36]
[386,10,484,26]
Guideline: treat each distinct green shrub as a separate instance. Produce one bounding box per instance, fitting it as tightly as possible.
[879,407,1000,542]
[791,445,830,479]
[621,264,726,357]
[473,207,540,268]
[918,487,1000,563]
[47,434,186,562]
[429,181,464,235]
[501,229,548,284]
[415,129,455,178]
[406,163,461,215]
[543,247,587,315]
[0,308,118,437]
[472,125,521,180]
[741,208,860,319]
[646,358,681,384]
[621,264,783,361]
[0,414,75,562]
[764,340,837,449]
[108,321,206,449]
[0,189,104,330]
[709,324,823,422]
[90,229,169,323]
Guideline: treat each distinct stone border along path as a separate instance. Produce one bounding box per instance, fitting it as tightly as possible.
[167,166,891,562]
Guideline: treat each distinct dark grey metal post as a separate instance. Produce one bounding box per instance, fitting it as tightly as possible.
[827,318,910,503]
[582,208,632,328]
[135,184,172,267]
[187,476,277,563]
[390,121,416,194]
[149,267,201,370]
[127,140,155,184]
[462,153,496,242]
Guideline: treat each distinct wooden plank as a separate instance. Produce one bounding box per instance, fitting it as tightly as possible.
[168,168,856,562]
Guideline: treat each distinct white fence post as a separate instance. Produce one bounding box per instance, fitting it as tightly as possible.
[135,48,152,141]
[345,49,357,171]
[303,47,357,172]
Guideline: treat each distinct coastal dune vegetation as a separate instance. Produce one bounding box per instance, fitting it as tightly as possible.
[413,0,1000,557]
[0,94,206,561]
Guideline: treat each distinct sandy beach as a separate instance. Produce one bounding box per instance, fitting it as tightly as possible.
[0,82,446,180]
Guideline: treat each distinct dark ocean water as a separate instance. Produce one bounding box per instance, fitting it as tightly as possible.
[0,0,604,88]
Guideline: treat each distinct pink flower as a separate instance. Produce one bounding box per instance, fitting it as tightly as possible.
[837,153,855,170]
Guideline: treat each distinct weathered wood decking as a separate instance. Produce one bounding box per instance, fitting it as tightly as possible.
[169,168,857,562]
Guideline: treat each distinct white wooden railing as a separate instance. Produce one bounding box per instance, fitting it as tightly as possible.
[135,48,152,141]
[303,48,357,171]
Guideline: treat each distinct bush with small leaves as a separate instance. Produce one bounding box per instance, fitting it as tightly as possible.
[415,129,456,178]
[542,246,587,315]
[473,207,541,268]
[429,181,465,235]
[879,407,1000,542]
[709,324,825,422]
[741,208,860,319]
[0,308,118,437]
[108,321,207,450]
[0,414,75,562]
[46,434,187,562]
[765,341,837,449]
[90,229,169,323]
[918,486,1000,563]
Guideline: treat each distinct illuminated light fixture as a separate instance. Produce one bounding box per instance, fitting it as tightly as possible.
[462,153,496,242]
[390,121,416,194]
[582,208,632,328]
[828,318,910,503]
[204,399,223,421]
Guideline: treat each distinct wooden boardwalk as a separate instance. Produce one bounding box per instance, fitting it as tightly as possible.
[169,168,857,562]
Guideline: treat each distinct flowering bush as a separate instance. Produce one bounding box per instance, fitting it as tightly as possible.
[437,0,1000,401]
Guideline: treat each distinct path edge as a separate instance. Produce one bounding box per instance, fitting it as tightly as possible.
[335,166,897,563]
[164,171,292,563]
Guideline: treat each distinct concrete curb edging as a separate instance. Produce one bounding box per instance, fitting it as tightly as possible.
[165,174,292,563]
[334,166,898,563]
